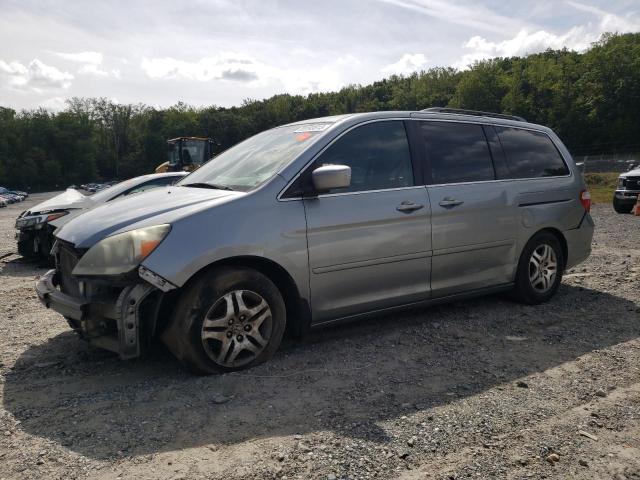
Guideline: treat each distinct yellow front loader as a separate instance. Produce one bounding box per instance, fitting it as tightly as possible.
[155,137,217,173]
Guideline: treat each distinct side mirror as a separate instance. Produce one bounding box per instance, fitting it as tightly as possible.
[311,165,351,192]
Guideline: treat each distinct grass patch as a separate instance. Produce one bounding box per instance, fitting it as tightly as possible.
[583,172,619,204]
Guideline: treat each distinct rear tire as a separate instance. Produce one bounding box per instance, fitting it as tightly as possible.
[512,231,564,305]
[162,267,286,374]
[613,197,633,214]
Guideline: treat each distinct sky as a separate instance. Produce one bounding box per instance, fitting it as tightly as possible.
[0,0,639,111]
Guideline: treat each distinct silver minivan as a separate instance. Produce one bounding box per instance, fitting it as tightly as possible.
[36,109,594,374]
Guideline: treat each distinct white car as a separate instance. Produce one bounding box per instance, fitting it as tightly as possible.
[16,172,187,260]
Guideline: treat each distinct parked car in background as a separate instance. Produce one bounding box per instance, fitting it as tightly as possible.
[5,193,21,203]
[16,172,186,261]
[613,164,640,213]
[0,196,7,207]
[0,187,26,202]
[0,186,28,198]
[35,109,593,374]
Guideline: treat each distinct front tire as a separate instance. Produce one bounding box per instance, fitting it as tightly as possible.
[512,232,564,305]
[162,267,286,374]
[613,196,633,214]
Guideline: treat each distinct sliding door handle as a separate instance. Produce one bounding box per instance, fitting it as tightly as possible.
[396,201,424,213]
[439,197,464,208]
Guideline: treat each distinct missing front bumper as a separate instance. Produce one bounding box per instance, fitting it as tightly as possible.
[36,270,157,359]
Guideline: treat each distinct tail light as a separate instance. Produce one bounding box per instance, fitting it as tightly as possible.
[580,190,591,212]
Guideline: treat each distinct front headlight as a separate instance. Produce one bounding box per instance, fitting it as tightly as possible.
[15,210,69,229]
[618,177,626,188]
[72,224,171,276]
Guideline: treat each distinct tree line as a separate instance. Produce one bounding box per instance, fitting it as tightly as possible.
[1,33,639,191]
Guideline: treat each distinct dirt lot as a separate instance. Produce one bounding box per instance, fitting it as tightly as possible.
[1,193,639,480]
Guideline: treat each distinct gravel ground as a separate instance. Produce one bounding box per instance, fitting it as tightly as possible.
[0,193,639,480]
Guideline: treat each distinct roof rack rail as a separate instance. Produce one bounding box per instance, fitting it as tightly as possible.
[420,107,526,122]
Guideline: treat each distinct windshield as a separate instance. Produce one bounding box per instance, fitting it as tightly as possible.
[182,140,205,166]
[90,177,141,202]
[167,143,179,167]
[177,124,329,191]
[168,139,206,167]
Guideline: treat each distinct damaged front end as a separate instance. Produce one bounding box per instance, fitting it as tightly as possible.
[15,210,69,259]
[36,238,177,359]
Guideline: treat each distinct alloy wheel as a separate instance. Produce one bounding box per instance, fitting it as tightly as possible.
[528,244,558,293]
[201,290,273,368]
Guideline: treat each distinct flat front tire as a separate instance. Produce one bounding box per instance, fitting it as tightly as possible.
[512,231,564,305]
[162,267,286,374]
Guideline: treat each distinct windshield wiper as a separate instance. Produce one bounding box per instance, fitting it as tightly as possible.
[182,182,234,191]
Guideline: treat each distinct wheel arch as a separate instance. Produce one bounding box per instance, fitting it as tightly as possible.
[162,255,311,338]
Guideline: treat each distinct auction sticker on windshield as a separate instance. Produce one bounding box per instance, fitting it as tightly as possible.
[293,123,331,133]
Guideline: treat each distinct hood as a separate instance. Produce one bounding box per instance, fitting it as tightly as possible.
[26,189,91,215]
[56,186,239,249]
[622,168,640,177]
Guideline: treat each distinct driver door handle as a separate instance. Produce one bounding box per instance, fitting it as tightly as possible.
[396,201,424,213]
[439,197,464,208]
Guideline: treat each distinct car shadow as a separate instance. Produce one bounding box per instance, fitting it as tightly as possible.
[0,255,52,278]
[2,284,639,460]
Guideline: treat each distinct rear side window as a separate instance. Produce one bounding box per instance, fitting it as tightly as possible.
[418,122,495,184]
[496,127,569,178]
[315,121,414,193]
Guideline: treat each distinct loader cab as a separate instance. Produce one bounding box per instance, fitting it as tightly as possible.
[158,137,217,173]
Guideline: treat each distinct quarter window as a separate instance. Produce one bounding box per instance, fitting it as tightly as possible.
[419,122,495,184]
[314,121,414,193]
[495,127,569,178]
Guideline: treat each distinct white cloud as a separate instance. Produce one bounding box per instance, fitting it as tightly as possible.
[454,27,593,69]
[0,58,73,92]
[141,53,263,83]
[454,3,640,70]
[56,51,103,65]
[141,52,357,95]
[40,96,67,111]
[0,60,28,77]
[55,50,120,78]
[78,64,108,76]
[381,53,428,75]
[379,0,524,35]
[566,1,640,33]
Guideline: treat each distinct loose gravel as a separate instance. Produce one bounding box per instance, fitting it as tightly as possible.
[0,193,639,480]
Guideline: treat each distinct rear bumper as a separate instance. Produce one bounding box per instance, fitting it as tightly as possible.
[36,270,158,359]
[564,213,594,270]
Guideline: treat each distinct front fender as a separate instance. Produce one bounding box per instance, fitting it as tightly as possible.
[140,181,309,302]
